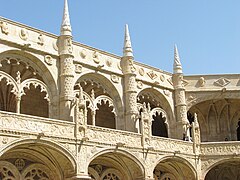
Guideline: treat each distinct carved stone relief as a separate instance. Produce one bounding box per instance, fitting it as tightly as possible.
[19,28,28,41]
[139,68,144,76]
[37,34,44,46]
[106,58,112,67]
[198,77,206,87]
[137,81,143,89]
[44,55,53,65]
[160,74,165,82]
[110,74,120,84]
[52,41,58,51]
[93,51,100,64]
[80,49,87,59]
[214,77,231,87]
[0,21,9,35]
[75,64,82,74]
[147,70,157,80]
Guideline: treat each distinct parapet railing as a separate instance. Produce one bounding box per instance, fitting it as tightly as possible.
[0,110,75,139]
[0,110,196,155]
[201,141,240,156]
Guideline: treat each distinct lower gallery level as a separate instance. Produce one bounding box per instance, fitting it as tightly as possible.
[0,111,240,180]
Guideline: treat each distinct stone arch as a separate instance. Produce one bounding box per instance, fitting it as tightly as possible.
[137,88,174,138]
[0,50,57,95]
[88,149,145,180]
[0,50,58,118]
[0,160,21,179]
[204,158,240,180]
[187,91,240,110]
[74,73,123,129]
[188,99,240,142]
[0,138,76,179]
[153,156,197,180]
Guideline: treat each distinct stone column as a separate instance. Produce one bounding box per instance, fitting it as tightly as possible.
[58,0,75,121]
[172,45,189,139]
[121,24,139,132]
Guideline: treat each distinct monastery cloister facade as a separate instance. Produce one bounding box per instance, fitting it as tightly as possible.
[0,1,240,180]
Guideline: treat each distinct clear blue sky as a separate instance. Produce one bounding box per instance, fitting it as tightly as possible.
[1,1,240,75]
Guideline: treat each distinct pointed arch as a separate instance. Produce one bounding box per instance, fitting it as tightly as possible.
[74,73,123,129]
[137,88,174,138]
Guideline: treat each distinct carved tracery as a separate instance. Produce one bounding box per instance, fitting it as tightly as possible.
[74,79,117,129]
[0,55,51,117]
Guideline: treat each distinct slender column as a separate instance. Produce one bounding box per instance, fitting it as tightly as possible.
[15,95,21,114]
[91,110,96,126]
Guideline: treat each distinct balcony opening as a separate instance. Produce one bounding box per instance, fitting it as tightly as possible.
[152,112,168,138]
[0,79,16,113]
[21,84,49,118]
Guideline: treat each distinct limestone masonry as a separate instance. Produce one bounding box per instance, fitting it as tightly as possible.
[0,0,239,179]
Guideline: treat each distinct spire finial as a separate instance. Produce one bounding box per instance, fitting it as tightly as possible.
[61,0,72,36]
[173,44,183,74]
[123,24,133,57]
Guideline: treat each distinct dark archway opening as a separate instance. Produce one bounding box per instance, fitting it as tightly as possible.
[96,101,115,129]
[152,113,168,137]
[21,84,49,118]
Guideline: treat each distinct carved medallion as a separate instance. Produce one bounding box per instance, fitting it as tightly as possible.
[163,89,170,97]
[198,77,205,87]
[15,159,25,171]
[160,74,165,82]
[137,81,143,89]
[139,68,145,76]
[214,77,230,87]
[37,33,44,46]
[80,49,87,59]
[93,51,100,64]
[44,55,53,65]
[106,58,112,67]
[111,74,120,83]
[75,64,82,74]
[19,28,28,40]
[0,21,9,35]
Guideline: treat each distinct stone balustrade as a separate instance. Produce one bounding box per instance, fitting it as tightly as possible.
[3,110,232,157]
[201,141,240,156]
[0,111,75,138]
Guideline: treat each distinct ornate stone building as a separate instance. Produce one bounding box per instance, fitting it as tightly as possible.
[0,0,239,180]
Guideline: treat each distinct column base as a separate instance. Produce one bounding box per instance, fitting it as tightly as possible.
[67,174,91,180]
